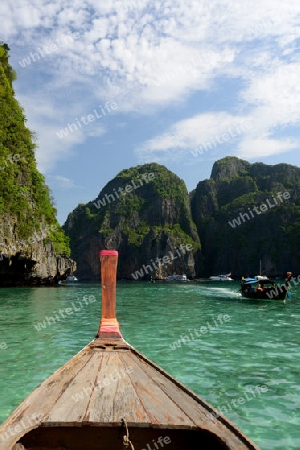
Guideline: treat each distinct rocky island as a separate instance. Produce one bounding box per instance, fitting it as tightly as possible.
[0,43,75,286]
[64,157,300,280]
[1,42,300,284]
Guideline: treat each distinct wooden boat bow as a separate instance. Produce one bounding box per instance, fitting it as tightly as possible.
[0,251,260,450]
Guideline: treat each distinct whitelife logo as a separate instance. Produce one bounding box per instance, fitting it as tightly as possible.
[34,296,96,331]
[93,173,155,209]
[169,314,231,350]
[210,385,268,420]
[190,121,252,157]
[0,342,8,351]
[18,32,80,68]
[72,366,134,402]
[228,191,290,228]
[0,413,44,443]
[140,436,171,450]
[131,244,193,280]
[56,102,118,138]
[266,273,300,299]
[0,153,26,171]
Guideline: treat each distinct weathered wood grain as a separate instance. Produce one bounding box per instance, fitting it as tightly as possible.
[0,341,260,450]
[86,350,149,424]
[46,351,104,424]
[0,249,260,449]
[119,351,194,427]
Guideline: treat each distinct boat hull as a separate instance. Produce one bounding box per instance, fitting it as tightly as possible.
[11,425,239,450]
[241,287,288,300]
[166,274,188,282]
[209,273,233,281]
[209,277,233,281]
[0,251,260,450]
[0,339,259,450]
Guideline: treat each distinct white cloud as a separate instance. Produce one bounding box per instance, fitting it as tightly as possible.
[34,122,86,173]
[3,0,300,171]
[48,175,86,189]
[136,103,300,163]
[236,138,299,159]
[242,62,300,127]
[137,112,253,162]
[15,90,107,172]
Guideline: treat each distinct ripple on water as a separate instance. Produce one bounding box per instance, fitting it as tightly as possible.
[0,283,300,450]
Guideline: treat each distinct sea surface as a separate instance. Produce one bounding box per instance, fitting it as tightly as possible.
[0,281,299,449]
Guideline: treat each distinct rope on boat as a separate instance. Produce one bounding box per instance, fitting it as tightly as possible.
[122,418,135,450]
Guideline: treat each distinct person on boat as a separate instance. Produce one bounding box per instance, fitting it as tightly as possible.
[285,272,292,283]
[283,272,293,293]
[256,283,266,293]
[256,283,262,292]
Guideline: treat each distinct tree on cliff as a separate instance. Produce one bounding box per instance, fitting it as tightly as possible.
[0,42,70,260]
[63,163,201,280]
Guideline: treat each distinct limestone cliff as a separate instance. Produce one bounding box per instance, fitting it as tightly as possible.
[191,156,300,277]
[64,163,201,280]
[0,217,76,286]
[64,156,300,280]
[0,43,75,286]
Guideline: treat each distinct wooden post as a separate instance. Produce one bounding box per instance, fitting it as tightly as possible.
[97,250,122,339]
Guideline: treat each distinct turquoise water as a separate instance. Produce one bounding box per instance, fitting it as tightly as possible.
[0,281,300,449]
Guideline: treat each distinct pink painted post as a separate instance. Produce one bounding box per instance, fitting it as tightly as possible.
[97,250,122,339]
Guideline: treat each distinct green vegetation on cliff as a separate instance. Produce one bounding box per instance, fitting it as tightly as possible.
[64,163,200,279]
[0,43,70,256]
[64,155,300,279]
[191,156,300,276]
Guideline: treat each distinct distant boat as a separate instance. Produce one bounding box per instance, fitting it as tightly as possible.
[166,273,188,282]
[58,275,78,285]
[66,275,78,282]
[254,275,269,281]
[0,250,259,450]
[240,273,292,300]
[209,272,233,281]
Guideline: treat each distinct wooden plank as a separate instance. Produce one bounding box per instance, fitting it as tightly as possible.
[0,341,259,450]
[129,351,215,424]
[118,351,195,427]
[127,350,259,450]
[85,350,150,424]
[46,350,104,423]
[0,346,91,449]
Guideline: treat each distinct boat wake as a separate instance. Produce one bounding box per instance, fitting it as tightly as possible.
[201,286,237,298]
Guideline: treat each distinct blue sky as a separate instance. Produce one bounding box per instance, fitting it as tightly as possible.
[2,0,300,224]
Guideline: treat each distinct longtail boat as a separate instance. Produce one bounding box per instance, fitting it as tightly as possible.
[0,250,260,449]
[240,272,292,301]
